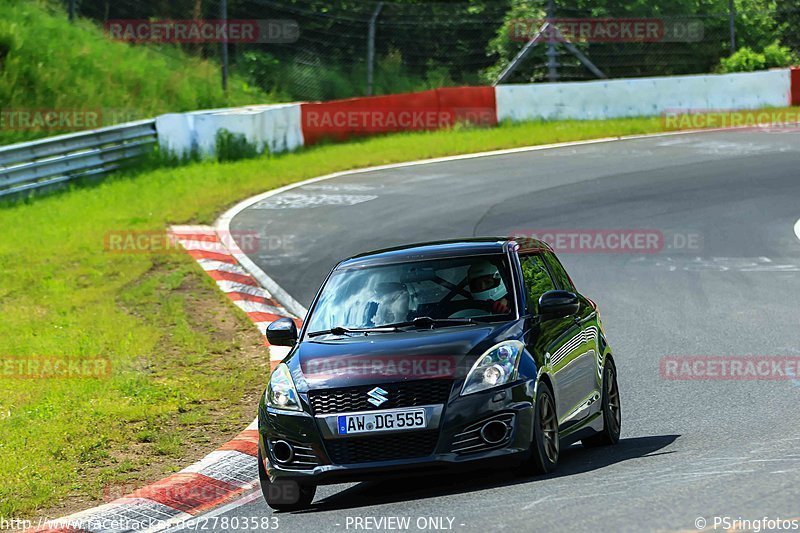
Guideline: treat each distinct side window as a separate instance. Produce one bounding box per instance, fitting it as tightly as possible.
[519,254,556,314]
[543,253,576,292]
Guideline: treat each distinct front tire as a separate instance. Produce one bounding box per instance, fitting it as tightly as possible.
[258,447,316,511]
[582,360,621,447]
[526,381,559,474]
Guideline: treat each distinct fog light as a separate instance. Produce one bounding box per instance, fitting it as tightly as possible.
[272,440,294,464]
[480,420,509,444]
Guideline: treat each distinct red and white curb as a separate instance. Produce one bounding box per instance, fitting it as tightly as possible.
[29,227,298,532]
[29,422,261,533]
[168,225,299,365]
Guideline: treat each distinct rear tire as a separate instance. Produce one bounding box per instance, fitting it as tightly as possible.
[258,447,316,511]
[526,381,559,474]
[582,360,621,447]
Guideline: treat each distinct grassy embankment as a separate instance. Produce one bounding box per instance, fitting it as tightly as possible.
[0,0,267,145]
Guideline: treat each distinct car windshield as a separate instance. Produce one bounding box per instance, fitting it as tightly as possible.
[305,254,516,336]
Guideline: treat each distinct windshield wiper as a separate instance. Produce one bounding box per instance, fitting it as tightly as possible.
[307,316,482,338]
[307,325,401,338]
[381,316,484,330]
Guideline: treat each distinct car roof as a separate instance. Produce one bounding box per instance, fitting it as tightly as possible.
[337,237,552,268]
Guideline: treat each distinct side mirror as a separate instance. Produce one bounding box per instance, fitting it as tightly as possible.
[538,290,579,320]
[266,317,298,347]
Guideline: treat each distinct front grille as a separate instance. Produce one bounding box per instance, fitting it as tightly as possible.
[325,431,439,464]
[307,380,453,414]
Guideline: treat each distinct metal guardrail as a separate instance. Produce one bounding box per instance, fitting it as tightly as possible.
[0,119,157,200]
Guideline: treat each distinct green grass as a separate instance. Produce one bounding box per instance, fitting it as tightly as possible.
[0,112,790,519]
[0,1,269,145]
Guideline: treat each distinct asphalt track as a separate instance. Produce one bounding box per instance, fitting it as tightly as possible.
[190,129,800,532]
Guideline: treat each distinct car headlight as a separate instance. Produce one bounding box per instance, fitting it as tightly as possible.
[461,340,524,396]
[266,363,301,411]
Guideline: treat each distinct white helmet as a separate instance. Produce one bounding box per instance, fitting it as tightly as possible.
[468,261,506,301]
[373,282,410,325]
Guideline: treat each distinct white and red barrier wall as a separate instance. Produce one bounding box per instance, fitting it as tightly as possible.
[157,68,800,158]
[156,104,304,157]
[496,69,793,122]
[299,86,497,144]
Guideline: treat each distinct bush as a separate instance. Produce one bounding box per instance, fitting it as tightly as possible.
[718,41,797,73]
[719,47,767,72]
[762,42,798,68]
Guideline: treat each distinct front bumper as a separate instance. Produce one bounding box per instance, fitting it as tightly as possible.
[258,380,535,485]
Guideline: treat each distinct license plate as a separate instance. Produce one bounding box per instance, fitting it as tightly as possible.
[337,409,426,435]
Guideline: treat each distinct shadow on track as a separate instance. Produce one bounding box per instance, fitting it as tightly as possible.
[289,434,679,514]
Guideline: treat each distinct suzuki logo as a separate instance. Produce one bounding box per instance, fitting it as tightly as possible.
[367,386,388,407]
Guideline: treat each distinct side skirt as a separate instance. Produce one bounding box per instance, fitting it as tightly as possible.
[558,411,603,447]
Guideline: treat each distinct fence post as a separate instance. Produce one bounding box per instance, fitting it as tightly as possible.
[366,2,384,96]
[68,0,76,21]
[220,0,229,92]
[546,0,558,82]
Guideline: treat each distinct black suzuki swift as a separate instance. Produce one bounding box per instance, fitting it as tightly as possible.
[258,238,621,510]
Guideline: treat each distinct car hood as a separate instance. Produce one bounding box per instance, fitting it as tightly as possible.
[286,320,524,391]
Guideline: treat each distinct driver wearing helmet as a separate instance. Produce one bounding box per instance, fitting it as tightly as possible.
[372,281,411,326]
[467,261,511,314]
